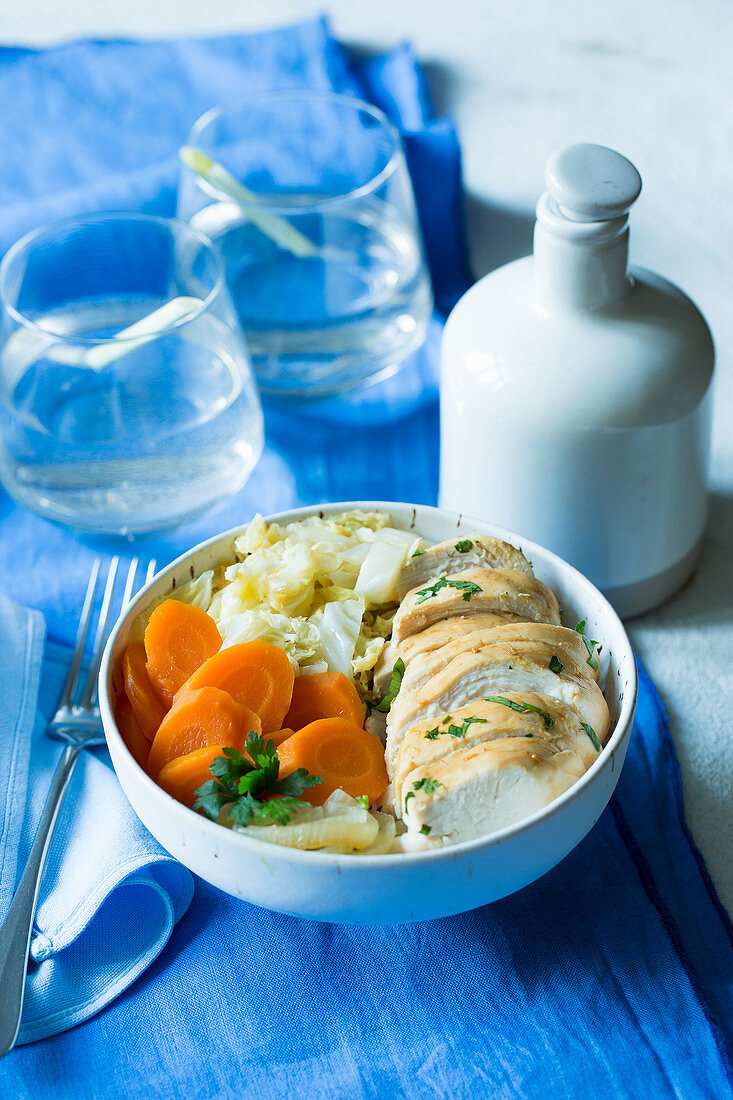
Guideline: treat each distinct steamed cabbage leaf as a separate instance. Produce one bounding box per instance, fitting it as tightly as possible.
[198,511,419,688]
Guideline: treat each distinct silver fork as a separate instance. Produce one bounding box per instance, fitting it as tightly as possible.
[0,556,156,1058]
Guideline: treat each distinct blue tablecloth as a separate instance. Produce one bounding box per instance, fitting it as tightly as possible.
[0,17,731,1099]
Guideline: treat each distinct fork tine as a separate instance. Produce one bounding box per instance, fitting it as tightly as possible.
[80,557,120,708]
[120,556,140,610]
[57,559,101,710]
[145,559,157,584]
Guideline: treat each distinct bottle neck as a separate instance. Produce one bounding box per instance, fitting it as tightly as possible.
[533,193,631,310]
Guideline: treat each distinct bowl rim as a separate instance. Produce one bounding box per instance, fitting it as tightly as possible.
[99,500,638,869]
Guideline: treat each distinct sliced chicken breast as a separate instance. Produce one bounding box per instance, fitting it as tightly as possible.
[386,648,609,774]
[391,637,593,755]
[401,736,593,844]
[372,611,530,695]
[394,692,596,805]
[392,568,561,645]
[396,535,533,601]
[404,622,601,693]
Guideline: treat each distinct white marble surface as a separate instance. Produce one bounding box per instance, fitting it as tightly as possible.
[4,0,733,911]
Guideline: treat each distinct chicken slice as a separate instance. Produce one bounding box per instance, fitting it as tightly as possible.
[404,622,601,694]
[372,612,531,695]
[401,735,594,844]
[393,692,599,805]
[391,568,561,645]
[385,648,609,774]
[397,535,533,600]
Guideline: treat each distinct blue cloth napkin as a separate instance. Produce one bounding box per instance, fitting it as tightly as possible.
[0,596,193,1044]
[0,17,732,1099]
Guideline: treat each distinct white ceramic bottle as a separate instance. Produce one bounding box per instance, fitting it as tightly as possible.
[439,143,714,617]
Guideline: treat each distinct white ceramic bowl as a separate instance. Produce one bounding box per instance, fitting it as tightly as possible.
[100,502,637,925]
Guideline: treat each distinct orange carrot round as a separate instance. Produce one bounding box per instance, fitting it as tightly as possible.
[157,745,226,809]
[114,690,150,770]
[122,642,166,742]
[144,599,222,706]
[147,685,260,780]
[277,717,387,806]
[268,728,295,748]
[182,640,294,734]
[284,671,364,731]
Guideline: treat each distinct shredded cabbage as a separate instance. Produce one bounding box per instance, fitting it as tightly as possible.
[308,589,365,678]
[216,610,324,669]
[200,511,413,688]
[175,569,215,610]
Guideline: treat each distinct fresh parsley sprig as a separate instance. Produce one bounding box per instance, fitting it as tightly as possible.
[483,695,554,730]
[415,577,482,604]
[194,733,322,827]
[454,539,474,553]
[368,658,405,715]
[575,620,600,672]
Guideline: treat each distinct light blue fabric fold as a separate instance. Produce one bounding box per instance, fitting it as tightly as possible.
[0,618,193,1044]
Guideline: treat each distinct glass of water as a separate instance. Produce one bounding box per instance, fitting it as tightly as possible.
[0,213,263,535]
[177,90,433,396]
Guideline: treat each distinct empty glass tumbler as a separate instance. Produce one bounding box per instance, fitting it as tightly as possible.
[177,90,433,395]
[0,214,263,535]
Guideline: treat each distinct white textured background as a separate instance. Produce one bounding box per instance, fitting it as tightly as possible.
[3,0,733,910]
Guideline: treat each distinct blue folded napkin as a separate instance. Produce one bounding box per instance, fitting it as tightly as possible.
[0,17,732,1099]
[0,594,193,1045]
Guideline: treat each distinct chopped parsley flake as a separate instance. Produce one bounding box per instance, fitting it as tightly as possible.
[549,655,564,675]
[413,777,442,794]
[356,795,370,809]
[581,722,602,752]
[454,539,474,553]
[420,825,431,836]
[415,577,482,604]
[405,791,415,808]
[575,620,599,671]
[412,548,425,557]
[424,715,487,740]
[369,658,405,714]
[483,696,554,730]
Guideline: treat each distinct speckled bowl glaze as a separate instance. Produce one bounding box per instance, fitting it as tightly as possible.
[99,502,637,925]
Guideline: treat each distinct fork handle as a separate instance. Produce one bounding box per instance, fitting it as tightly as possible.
[0,742,82,1058]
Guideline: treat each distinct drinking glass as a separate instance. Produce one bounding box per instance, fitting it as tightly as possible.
[177,90,433,396]
[0,214,263,535]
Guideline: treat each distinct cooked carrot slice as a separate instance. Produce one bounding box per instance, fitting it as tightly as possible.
[277,717,387,806]
[157,745,227,809]
[147,686,260,780]
[182,640,294,734]
[284,671,364,730]
[122,642,167,742]
[269,728,295,748]
[114,690,150,770]
[144,599,222,706]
